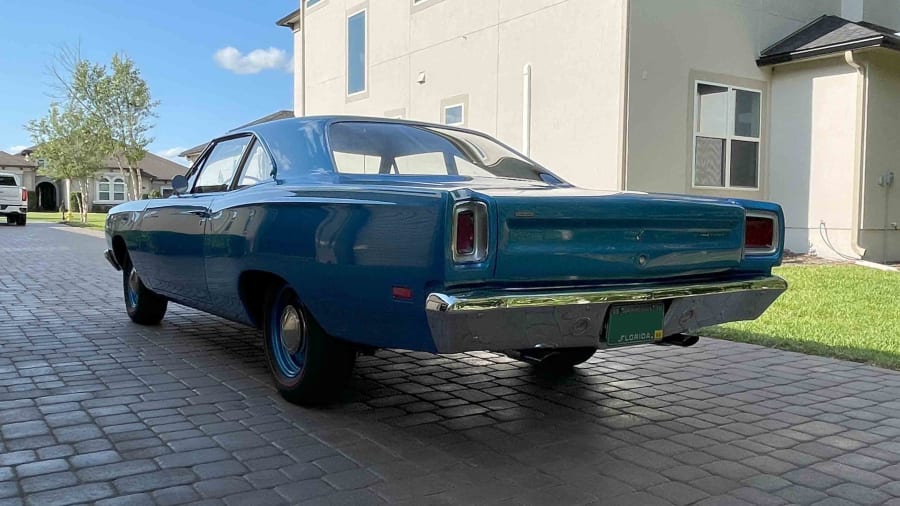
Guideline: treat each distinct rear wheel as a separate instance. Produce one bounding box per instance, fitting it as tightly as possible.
[123,258,168,325]
[5,216,14,224]
[516,347,596,372]
[262,285,356,405]
[16,215,26,226]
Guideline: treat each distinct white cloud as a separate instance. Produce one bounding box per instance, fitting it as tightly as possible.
[213,46,292,75]
[5,145,28,154]
[155,147,189,166]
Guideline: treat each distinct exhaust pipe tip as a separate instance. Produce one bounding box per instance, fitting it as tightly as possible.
[657,333,700,347]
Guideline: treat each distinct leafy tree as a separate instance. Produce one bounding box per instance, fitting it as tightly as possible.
[52,48,158,200]
[27,103,110,223]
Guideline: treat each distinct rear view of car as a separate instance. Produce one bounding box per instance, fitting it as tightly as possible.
[0,173,27,226]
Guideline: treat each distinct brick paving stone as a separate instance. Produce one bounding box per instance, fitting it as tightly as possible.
[70,450,122,468]
[1,421,49,439]
[20,471,78,494]
[647,481,709,505]
[155,448,231,468]
[15,458,68,477]
[94,493,155,506]
[193,477,252,499]
[151,486,201,506]
[113,468,196,493]
[24,483,115,506]
[826,483,890,505]
[3,224,900,505]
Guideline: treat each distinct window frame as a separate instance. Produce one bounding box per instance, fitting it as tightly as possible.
[443,103,465,127]
[234,138,277,189]
[691,80,762,191]
[346,8,368,97]
[96,176,127,203]
[189,134,256,194]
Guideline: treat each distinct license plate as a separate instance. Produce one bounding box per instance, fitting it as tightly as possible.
[605,303,664,347]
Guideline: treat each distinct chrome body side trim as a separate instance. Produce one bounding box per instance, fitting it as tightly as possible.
[425,276,786,354]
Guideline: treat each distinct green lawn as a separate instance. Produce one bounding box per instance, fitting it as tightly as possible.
[28,211,107,231]
[703,264,900,369]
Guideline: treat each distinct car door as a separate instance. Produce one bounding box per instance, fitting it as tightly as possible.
[141,135,253,305]
[204,138,276,321]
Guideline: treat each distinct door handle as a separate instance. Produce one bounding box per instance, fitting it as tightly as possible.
[183,209,211,218]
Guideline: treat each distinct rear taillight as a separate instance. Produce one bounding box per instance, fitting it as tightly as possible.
[745,213,776,253]
[21,188,27,202]
[456,211,475,255]
[452,201,488,263]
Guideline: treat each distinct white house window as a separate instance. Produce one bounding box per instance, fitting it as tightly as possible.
[443,103,464,126]
[98,176,126,202]
[693,81,761,189]
[347,10,367,96]
[306,0,321,7]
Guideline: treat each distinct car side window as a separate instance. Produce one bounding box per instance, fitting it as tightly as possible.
[236,141,274,188]
[193,136,251,193]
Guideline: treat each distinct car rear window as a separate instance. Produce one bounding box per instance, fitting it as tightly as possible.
[0,176,17,186]
[328,122,552,182]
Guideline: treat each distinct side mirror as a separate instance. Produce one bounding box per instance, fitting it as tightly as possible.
[172,175,188,195]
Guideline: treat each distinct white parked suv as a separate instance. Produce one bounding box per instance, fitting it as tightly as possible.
[0,172,27,226]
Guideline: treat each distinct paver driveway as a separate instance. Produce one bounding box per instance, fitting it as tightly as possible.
[1,223,900,506]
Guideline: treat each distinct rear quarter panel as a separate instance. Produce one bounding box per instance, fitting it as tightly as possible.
[204,183,449,352]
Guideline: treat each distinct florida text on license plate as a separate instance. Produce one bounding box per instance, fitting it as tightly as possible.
[605,303,664,347]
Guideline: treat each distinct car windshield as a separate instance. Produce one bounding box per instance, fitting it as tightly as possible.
[328,122,550,181]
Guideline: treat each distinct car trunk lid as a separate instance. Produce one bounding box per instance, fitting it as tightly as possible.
[483,188,745,282]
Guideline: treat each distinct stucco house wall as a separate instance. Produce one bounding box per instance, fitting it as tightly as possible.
[296,0,626,189]
[859,50,900,262]
[768,57,859,259]
[623,0,842,200]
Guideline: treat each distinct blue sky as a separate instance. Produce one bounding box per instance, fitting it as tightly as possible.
[0,1,296,165]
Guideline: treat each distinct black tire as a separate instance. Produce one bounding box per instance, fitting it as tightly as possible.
[262,285,356,405]
[517,347,597,372]
[122,257,168,325]
[16,215,26,226]
[5,216,14,224]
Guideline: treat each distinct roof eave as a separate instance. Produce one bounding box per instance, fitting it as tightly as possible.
[276,9,301,29]
[757,36,887,66]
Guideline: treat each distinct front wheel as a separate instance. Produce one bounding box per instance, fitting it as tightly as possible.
[123,259,168,325]
[262,285,356,405]
[515,347,597,372]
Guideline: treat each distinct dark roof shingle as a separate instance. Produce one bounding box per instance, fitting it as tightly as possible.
[0,151,37,168]
[758,15,900,66]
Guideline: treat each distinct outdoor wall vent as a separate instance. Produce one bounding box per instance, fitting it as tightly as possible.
[416,71,426,84]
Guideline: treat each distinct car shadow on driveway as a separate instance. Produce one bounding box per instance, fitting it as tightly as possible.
[109,307,900,505]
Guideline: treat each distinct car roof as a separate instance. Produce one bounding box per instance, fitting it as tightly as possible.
[230,115,475,139]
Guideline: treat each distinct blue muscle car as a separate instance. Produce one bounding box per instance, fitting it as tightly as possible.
[104,117,787,404]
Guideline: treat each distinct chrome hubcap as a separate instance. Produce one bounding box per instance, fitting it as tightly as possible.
[127,269,141,306]
[279,306,304,355]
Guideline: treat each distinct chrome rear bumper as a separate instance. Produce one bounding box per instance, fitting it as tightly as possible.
[425,276,787,354]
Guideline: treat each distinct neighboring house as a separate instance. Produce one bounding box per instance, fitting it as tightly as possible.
[179,110,294,165]
[277,0,900,262]
[11,148,186,212]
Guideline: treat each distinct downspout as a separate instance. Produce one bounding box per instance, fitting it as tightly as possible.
[522,63,532,157]
[299,0,307,117]
[619,0,630,191]
[843,50,868,258]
